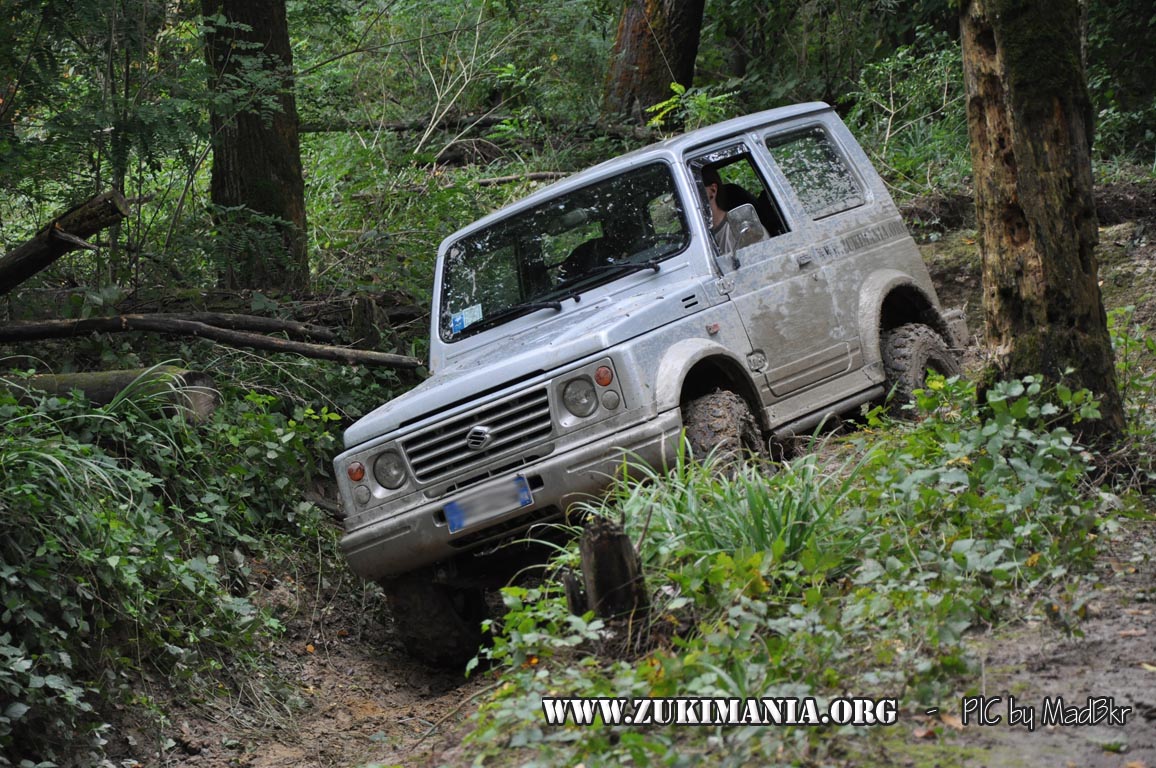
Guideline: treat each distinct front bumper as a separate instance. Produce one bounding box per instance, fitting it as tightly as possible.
[340,408,683,581]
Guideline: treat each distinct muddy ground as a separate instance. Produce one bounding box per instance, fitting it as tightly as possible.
[135,188,1156,768]
[856,519,1156,768]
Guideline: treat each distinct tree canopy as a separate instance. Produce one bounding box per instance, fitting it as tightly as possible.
[1,0,1152,301]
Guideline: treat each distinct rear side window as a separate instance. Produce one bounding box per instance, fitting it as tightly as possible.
[767,127,863,219]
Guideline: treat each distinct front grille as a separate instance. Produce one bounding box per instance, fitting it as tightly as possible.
[402,388,553,482]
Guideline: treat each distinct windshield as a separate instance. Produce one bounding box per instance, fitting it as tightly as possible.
[439,162,689,341]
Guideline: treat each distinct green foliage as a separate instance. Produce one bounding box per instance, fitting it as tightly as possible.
[595,443,866,572]
[1,1,213,284]
[697,0,956,111]
[466,375,1103,764]
[845,26,970,197]
[645,82,740,131]
[0,365,341,764]
[1086,0,1156,163]
[1108,307,1156,489]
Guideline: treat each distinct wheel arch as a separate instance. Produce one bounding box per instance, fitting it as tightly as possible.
[654,339,768,433]
[859,270,954,368]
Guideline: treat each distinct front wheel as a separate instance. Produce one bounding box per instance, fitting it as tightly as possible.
[682,389,766,463]
[881,323,961,412]
[380,571,489,668]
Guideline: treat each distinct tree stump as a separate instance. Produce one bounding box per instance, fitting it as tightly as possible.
[577,516,649,621]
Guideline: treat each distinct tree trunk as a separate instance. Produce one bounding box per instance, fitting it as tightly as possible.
[603,0,706,123]
[203,0,308,290]
[139,311,338,342]
[961,0,1124,439]
[0,191,129,296]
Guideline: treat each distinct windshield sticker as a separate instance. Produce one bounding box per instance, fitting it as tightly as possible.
[451,304,484,334]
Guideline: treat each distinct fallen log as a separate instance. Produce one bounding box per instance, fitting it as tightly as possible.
[0,315,423,369]
[145,311,338,342]
[474,171,569,187]
[0,190,130,295]
[299,113,511,134]
[3,366,218,422]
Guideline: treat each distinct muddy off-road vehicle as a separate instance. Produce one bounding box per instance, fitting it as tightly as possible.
[333,102,967,664]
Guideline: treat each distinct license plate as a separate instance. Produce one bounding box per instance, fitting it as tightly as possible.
[445,476,533,534]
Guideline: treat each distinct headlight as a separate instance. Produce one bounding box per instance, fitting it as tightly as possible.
[373,450,407,489]
[562,377,598,417]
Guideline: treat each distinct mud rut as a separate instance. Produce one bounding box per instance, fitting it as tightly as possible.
[147,569,488,768]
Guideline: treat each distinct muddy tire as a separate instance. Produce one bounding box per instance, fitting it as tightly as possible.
[380,571,488,668]
[682,389,766,463]
[881,323,961,412]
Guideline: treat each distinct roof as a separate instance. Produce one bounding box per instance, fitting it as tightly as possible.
[445,102,833,244]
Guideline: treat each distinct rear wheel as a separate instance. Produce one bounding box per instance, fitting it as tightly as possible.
[881,323,961,412]
[380,570,488,668]
[682,389,766,463]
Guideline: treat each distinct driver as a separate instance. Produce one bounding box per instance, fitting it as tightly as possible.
[702,166,768,254]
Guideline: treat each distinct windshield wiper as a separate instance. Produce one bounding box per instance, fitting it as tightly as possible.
[572,258,662,278]
[457,299,563,337]
[545,258,663,305]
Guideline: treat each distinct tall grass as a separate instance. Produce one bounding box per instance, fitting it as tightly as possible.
[585,440,869,575]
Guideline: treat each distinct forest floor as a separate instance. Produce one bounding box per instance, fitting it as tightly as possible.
[134,186,1156,768]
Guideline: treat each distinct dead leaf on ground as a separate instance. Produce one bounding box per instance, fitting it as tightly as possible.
[1118,629,1148,638]
[912,727,938,740]
[940,713,964,731]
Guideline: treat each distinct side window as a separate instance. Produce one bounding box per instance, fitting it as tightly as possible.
[766,127,864,219]
[690,149,790,269]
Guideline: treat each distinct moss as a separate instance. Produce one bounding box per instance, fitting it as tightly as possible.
[988,0,1086,122]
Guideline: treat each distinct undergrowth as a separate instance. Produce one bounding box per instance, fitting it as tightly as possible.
[464,374,1112,766]
[0,363,346,766]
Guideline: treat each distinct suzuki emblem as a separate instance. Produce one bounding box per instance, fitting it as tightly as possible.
[465,425,494,451]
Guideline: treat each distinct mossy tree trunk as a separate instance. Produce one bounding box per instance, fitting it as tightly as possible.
[603,0,706,124]
[960,0,1124,439]
[203,0,308,290]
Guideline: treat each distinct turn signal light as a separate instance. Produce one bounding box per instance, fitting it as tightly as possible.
[347,461,366,482]
[594,366,613,387]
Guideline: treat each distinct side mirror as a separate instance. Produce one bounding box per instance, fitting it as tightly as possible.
[727,204,764,250]
[721,203,764,269]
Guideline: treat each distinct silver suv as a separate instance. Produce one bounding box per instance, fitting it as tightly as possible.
[333,102,966,664]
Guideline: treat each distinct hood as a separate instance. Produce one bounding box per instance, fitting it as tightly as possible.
[342,276,704,448]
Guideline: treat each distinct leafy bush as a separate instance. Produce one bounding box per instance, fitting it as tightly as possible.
[0,366,341,765]
[1086,0,1156,163]
[845,26,971,197]
[466,375,1103,765]
[646,82,740,131]
[1108,307,1156,489]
